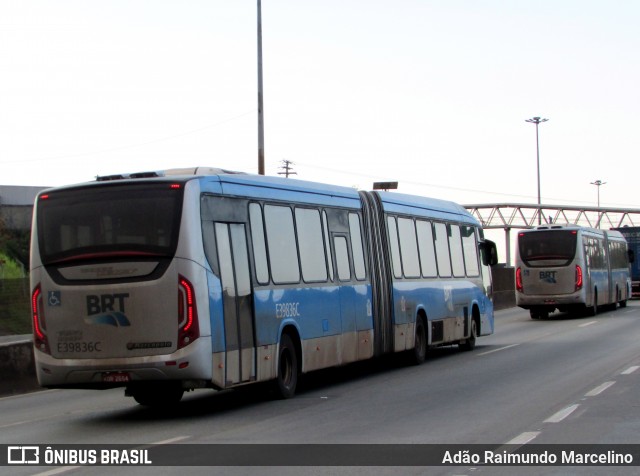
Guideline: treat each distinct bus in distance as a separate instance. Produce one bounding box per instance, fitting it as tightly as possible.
[612,226,640,298]
[515,224,633,319]
[30,167,498,406]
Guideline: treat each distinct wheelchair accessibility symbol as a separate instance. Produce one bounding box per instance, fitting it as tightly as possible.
[48,291,61,307]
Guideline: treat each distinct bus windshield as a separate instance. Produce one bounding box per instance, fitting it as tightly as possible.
[518,230,577,267]
[37,183,184,265]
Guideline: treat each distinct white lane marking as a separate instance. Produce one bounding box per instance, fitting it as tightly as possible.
[0,419,41,429]
[621,366,640,375]
[585,381,616,397]
[544,404,580,423]
[0,408,93,430]
[34,468,80,476]
[0,389,57,402]
[507,431,540,445]
[478,343,520,356]
[578,321,597,328]
[151,435,190,445]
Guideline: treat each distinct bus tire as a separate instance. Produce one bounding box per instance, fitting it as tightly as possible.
[618,287,627,308]
[459,317,477,351]
[586,292,598,317]
[410,316,428,365]
[275,333,298,399]
[129,383,184,407]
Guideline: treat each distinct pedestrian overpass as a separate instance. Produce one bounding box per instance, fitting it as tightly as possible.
[464,203,640,265]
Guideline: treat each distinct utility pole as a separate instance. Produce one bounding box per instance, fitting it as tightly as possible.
[278,160,297,178]
[257,0,265,175]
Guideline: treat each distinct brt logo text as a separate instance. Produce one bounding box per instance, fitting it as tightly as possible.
[86,293,130,315]
[539,271,557,284]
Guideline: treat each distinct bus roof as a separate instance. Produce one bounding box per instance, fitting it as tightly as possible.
[377,190,478,224]
[39,166,479,223]
[520,224,626,241]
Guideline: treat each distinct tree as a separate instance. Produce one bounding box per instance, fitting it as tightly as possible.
[0,216,30,270]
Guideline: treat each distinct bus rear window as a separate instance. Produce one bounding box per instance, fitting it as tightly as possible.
[518,230,577,267]
[37,183,183,264]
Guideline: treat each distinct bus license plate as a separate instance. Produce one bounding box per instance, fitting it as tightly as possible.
[102,372,130,383]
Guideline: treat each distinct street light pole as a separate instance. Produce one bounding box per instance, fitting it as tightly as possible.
[525,116,549,224]
[257,0,265,175]
[590,180,606,208]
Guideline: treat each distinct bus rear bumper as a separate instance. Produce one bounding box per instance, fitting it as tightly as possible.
[34,337,212,389]
[516,293,584,311]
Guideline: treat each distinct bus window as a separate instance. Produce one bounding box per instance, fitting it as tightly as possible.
[323,211,334,281]
[295,208,328,283]
[416,220,437,278]
[398,217,420,278]
[249,203,269,285]
[348,213,366,281]
[434,222,451,277]
[334,236,351,281]
[264,205,300,284]
[461,225,480,277]
[387,216,403,279]
[449,225,465,278]
[518,230,577,267]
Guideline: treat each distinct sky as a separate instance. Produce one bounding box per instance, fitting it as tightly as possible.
[1,0,640,213]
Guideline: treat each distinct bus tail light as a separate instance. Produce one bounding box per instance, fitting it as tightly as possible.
[515,268,523,293]
[31,284,50,354]
[178,275,200,349]
[575,265,583,291]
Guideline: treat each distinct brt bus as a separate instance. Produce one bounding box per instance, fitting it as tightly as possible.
[516,224,633,319]
[30,167,498,406]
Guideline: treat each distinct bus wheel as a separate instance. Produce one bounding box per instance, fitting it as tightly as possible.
[275,334,298,399]
[129,383,184,407]
[586,293,598,317]
[459,318,477,351]
[410,317,428,364]
[619,287,627,308]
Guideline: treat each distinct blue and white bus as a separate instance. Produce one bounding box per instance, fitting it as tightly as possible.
[30,167,498,405]
[516,224,633,319]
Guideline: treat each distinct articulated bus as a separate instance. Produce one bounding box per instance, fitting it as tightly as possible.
[516,224,633,319]
[30,167,498,406]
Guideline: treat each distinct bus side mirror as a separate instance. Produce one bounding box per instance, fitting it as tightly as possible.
[480,240,499,267]
[629,249,635,264]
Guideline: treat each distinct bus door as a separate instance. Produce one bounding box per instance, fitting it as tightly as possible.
[215,222,256,385]
[331,233,359,362]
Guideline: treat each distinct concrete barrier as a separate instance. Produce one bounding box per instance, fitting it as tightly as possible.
[492,265,516,311]
[0,337,40,396]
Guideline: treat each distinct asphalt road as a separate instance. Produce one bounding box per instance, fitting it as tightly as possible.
[2,303,640,476]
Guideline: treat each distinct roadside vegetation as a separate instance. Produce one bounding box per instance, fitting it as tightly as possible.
[0,219,31,335]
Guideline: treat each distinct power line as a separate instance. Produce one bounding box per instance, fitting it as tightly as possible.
[292,160,636,209]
